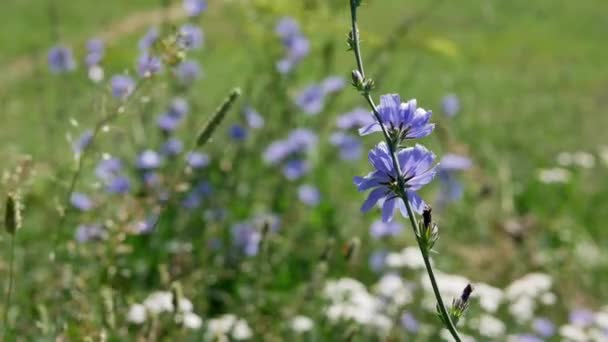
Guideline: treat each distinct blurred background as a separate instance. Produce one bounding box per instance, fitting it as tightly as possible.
[1,0,607,340]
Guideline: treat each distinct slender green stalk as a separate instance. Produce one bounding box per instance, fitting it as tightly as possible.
[348,1,461,340]
[3,235,15,330]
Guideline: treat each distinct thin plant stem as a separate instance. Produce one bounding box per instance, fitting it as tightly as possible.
[348,1,461,340]
[3,235,16,331]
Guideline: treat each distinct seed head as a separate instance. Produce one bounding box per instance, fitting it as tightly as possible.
[5,192,22,235]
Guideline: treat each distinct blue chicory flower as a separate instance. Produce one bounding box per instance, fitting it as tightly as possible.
[359,94,434,142]
[532,318,555,338]
[137,150,163,169]
[275,17,309,74]
[441,93,460,118]
[436,153,472,206]
[71,192,94,211]
[401,312,420,333]
[282,159,310,180]
[48,45,76,73]
[72,130,93,155]
[229,124,248,141]
[569,308,594,327]
[176,60,201,85]
[369,250,388,272]
[232,222,262,257]
[186,152,210,169]
[168,97,189,119]
[276,17,300,39]
[162,138,184,156]
[157,114,181,132]
[298,185,321,206]
[263,129,317,180]
[354,142,437,222]
[370,219,403,239]
[85,38,104,66]
[243,106,264,129]
[95,157,123,181]
[106,176,131,194]
[330,132,362,161]
[110,74,135,99]
[321,76,346,94]
[137,52,163,77]
[295,85,325,115]
[179,24,204,50]
[183,0,206,16]
[336,107,375,131]
[139,27,159,51]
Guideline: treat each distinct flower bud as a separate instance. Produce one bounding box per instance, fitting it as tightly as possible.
[444,284,473,325]
[418,206,439,252]
[5,192,22,235]
[351,70,364,88]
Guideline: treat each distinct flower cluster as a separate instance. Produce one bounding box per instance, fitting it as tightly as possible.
[275,17,310,74]
[263,129,317,180]
[294,76,345,115]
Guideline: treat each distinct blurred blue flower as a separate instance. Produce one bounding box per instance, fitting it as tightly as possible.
[229,124,248,141]
[336,107,374,131]
[75,224,106,242]
[137,52,163,77]
[243,106,264,129]
[232,223,261,257]
[442,93,460,118]
[186,152,210,169]
[182,181,213,209]
[532,318,555,338]
[157,114,181,132]
[436,153,472,206]
[137,150,163,169]
[298,184,321,206]
[48,45,76,73]
[168,97,189,119]
[183,0,206,16]
[162,138,184,156]
[569,308,594,327]
[370,219,403,239]
[275,17,309,74]
[369,250,387,272]
[85,38,104,66]
[95,157,123,181]
[139,27,159,51]
[401,312,420,333]
[295,85,325,115]
[515,334,543,342]
[135,215,157,234]
[263,129,317,165]
[143,171,161,187]
[179,24,204,50]
[106,176,131,194]
[176,60,201,85]
[110,74,135,99]
[282,159,310,180]
[72,130,93,155]
[253,213,281,232]
[354,142,437,222]
[330,132,362,161]
[70,192,94,211]
[359,95,434,142]
[321,76,346,94]
[276,17,300,39]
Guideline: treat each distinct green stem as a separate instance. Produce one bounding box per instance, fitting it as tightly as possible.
[348,1,461,340]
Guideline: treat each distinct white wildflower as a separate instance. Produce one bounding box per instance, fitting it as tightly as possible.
[207,314,252,340]
[291,315,314,333]
[373,273,413,307]
[385,246,427,269]
[538,167,570,184]
[508,296,535,323]
[573,151,595,169]
[557,152,573,166]
[540,292,557,306]
[143,291,174,314]
[559,324,588,341]
[127,303,147,324]
[505,273,552,300]
[477,314,506,338]
[473,283,504,313]
[183,312,203,330]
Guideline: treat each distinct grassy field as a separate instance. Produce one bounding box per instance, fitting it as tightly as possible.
[1,0,607,340]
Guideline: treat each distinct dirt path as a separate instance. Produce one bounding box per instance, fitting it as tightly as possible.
[0,5,186,87]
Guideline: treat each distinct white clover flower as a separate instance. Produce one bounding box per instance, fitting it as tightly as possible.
[143,291,174,314]
[559,324,588,341]
[183,312,203,330]
[290,315,314,333]
[538,167,570,184]
[127,303,147,324]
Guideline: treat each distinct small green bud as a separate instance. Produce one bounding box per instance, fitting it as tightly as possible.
[418,207,439,252]
[346,31,356,51]
[441,284,473,325]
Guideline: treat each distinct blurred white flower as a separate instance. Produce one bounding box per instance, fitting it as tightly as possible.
[477,314,506,338]
[506,273,552,300]
[143,291,174,314]
[508,296,535,323]
[183,312,203,330]
[540,292,557,306]
[421,271,470,304]
[559,324,588,341]
[291,315,314,333]
[538,168,570,184]
[88,65,104,83]
[440,328,476,342]
[598,146,608,166]
[573,151,595,169]
[594,311,608,329]
[373,273,413,307]
[473,283,504,313]
[385,246,428,269]
[127,303,147,324]
[207,314,252,340]
[557,152,573,166]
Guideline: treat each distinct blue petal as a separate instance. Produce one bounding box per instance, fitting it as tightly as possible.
[353,171,386,191]
[378,94,401,124]
[382,197,396,222]
[406,190,426,214]
[361,187,387,212]
[359,122,381,136]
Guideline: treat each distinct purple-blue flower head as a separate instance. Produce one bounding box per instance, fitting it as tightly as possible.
[75,224,106,242]
[330,132,362,161]
[95,157,123,182]
[282,159,310,180]
[370,219,403,239]
[298,184,321,206]
[137,150,163,169]
[71,192,94,211]
[354,142,437,222]
[295,85,325,115]
[168,97,189,119]
[72,130,93,155]
[229,124,248,141]
[569,308,594,327]
[110,74,135,99]
[263,129,317,165]
[514,334,544,342]
[157,114,181,132]
[162,138,184,156]
[437,154,472,205]
[232,222,261,257]
[176,60,201,85]
[440,154,472,171]
[243,106,264,129]
[48,45,76,73]
[369,250,388,272]
[276,17,300,39]
[183,0,207,16]
[139,27,159,51]
[442,93,460,118]
[179,24,204,50]
[401,312,420,333]
[137,52,163,77]
[186,152,210,169]
[106,176,131,194]
[275,17,309,74]
[135,215,158,234]
[532,318,555,338]
[336,108,375,131]
[360,95,434,142]
[321,76,346,94]
[85,38,104,66]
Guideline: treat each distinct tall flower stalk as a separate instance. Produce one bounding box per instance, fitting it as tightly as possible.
[347,0,463,340]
